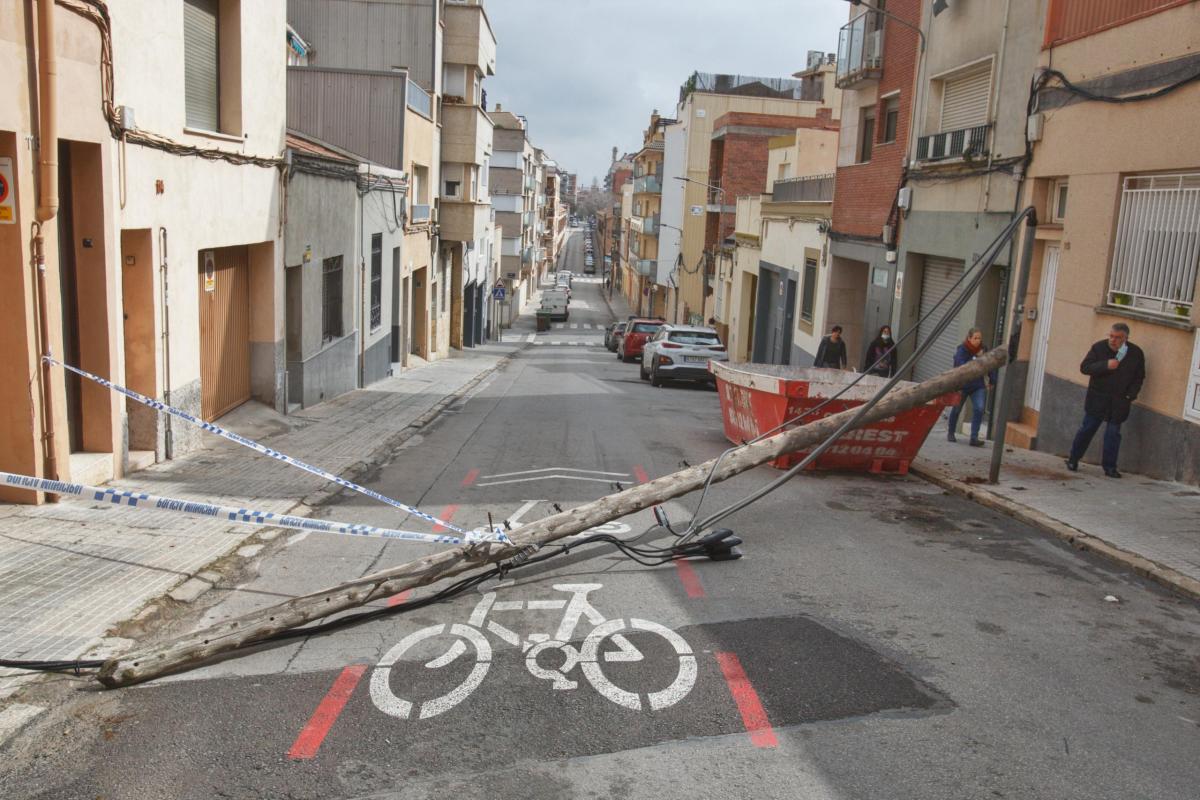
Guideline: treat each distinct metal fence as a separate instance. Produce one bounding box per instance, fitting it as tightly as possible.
[771,173,835,203]
[407,80,432,118]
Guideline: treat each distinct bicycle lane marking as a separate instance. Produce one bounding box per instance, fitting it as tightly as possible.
[287,664,368,760]
[714,651,778,749]
[633,464,705,599]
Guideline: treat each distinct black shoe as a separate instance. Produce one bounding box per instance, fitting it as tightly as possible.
[1065,459,1078,472]
[1104,468,1122,479]
[947,433,958,443]
[968,439,985,447]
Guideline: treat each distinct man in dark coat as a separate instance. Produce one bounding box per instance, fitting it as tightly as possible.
[814,325,848,369]
[1066,322,1145,478]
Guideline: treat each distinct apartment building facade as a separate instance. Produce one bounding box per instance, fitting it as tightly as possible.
[441,0,499,349]
[829,0,921,368]
[670,65,841,327]
[628,115,670,318]
[1008,0,1200,483]
[1,0,287,501]
[489,107,539,319]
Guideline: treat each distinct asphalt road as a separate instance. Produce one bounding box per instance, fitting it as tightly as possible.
[3,229,1199,800]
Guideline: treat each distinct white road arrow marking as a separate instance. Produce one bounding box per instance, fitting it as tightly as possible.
[483,467,630,479]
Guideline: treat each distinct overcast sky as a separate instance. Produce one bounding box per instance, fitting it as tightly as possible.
[485,0,847,185]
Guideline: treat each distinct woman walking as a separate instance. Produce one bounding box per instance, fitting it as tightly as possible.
[947,328,995,446]
[861,325,898,377]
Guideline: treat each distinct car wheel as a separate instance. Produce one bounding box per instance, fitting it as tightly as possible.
[639,363,649,380]
[650,366,664,387]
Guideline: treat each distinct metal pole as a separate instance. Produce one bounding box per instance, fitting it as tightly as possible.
[988,209,1038,484]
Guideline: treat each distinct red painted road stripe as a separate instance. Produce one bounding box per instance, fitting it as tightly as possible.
[715,651,778,748]
[673,558,705,598]
[633,464,650,484]
[432,504,459,533]
[287,664,367,760]
[386,589,413,607]
[461,468,480,487]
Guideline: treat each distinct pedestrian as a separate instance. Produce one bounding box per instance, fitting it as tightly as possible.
[1065,322,1145,478]
[946,328,995,446]
[861,325,898,377]
[814,325,848,370]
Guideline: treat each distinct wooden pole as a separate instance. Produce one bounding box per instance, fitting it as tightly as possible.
[98,347,1008,687]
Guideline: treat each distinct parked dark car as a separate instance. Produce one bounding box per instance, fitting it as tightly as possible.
[605,321,627,351]
[617,318,665,363]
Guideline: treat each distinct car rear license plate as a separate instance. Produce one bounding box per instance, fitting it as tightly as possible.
[684,356,708,363]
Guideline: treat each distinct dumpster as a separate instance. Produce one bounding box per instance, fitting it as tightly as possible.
[709,362,958,474]
[536,310,552,332]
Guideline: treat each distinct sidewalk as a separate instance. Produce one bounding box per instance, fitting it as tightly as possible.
[914,418,1200,600]
[0,311,539,696]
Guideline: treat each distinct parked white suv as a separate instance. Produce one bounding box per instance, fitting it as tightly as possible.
[640,324,727,387]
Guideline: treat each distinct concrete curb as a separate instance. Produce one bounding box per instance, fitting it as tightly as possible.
[910,461,1200,602]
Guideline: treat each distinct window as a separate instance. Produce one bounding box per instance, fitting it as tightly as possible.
[778,162,791,180]
[322,255,344,342]
[801,258,818,322]
[882,97,900,143]
[859,108,875,163]
[183,0,220,131]
[445,180,461,198]
[1052,180,1068,222]
[370,234,383,331]
[1108,173,1200,318]
[939,64,991,132]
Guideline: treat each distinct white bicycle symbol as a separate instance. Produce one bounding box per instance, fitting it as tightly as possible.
[370,581,696,720]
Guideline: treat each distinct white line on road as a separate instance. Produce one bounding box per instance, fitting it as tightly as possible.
[507,500,542,525]
[526,333,535,343]
[483,467,630,479]
[477,475,624,487]
[570,323,579,329]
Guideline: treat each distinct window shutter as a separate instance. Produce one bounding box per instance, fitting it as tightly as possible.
[183,0,220,131]
[940,65,991,131]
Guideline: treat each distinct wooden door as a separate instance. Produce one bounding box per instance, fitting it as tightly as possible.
[198,246,251,419]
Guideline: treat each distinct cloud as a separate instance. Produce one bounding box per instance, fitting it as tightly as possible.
[485,0,846,182]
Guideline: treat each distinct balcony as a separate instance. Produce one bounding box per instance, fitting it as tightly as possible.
[630,214,659,235]
[410,203,432,223]
[633,174,661,194]
[915,124,991,163]
[521,246,534,265]
[523,210,534,228]
[771,173,835,203]
[442,103,493,164]
[636,259,656,276]
[439,199,491,242]
[836,10,884,89]
[407,80,432,119]
[443,0,497,77]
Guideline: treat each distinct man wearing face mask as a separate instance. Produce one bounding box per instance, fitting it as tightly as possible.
[1066,322,1145,478]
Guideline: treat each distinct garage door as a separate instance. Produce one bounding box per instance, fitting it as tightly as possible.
[198,246,251,419]
[913,256,965,383]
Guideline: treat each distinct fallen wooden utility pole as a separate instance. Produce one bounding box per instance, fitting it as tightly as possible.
[98,347,1008,687]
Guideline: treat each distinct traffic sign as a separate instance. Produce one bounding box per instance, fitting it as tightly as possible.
[0,157,14,224]
[492,286,506,300]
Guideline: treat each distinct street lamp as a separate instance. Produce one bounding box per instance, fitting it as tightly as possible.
[842,0,926,51]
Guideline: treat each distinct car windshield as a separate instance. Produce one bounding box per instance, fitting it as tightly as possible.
[632,323,662,333]
[669,331,720,346]
[615,323,627,333]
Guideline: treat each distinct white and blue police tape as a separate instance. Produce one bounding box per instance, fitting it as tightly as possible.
[43,355,468,535]
[1,471,509,546]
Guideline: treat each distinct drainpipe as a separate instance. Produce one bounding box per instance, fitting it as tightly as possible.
[159,227,173,459]
[33,0,60,497]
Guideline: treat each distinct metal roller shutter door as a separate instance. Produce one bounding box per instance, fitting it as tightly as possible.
[940,66,991,131]
[914,256,966,384]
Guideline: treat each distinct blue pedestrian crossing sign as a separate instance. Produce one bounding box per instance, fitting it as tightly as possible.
[492,284,506,300]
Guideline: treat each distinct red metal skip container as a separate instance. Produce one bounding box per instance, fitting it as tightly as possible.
[710,362,958,474]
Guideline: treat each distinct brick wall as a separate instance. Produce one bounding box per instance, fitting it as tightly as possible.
[830,0,921,242]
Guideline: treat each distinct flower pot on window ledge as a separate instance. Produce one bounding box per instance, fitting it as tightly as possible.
[1176,305,1190,318]
[1112,293,1132,306]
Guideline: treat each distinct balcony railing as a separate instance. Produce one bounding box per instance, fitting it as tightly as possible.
[410,203,431,223]
[407,80,433,118]
[836,10,884,89]
[633,174,661,194]
[916,124,991,163]
[521,246,534,264]
[523,210,534,227]
[636,259,656,276]
[771,173,835,203]
[631,214,659,235]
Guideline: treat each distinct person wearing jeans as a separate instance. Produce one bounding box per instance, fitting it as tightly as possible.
[1066,323,1145,478]
[947,329,995,446]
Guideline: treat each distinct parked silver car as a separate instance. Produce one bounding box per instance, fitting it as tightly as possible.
[640,324,727,386]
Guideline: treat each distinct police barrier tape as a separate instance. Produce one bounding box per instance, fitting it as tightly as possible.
[43,355,467,535]
[0,471,509,546]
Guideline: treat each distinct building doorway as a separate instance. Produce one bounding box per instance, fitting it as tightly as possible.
[120,229,157,452]
[197,246,251,419]
[1025,245,1060,411]
[411,267,428,359]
